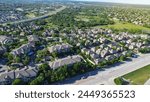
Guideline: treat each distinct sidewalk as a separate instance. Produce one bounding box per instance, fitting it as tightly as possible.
[144,79,150,85]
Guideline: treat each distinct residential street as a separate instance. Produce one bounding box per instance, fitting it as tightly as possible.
[56,53,150,85]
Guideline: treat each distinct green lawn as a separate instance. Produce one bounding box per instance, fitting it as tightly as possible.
[96,21,150,33]
[121,64,150,85]
[45,23,57,29]
[26,13,36,18]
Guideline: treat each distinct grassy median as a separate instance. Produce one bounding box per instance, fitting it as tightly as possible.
[115,64,150,85]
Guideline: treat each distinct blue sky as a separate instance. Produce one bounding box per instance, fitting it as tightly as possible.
[75,0,150,5]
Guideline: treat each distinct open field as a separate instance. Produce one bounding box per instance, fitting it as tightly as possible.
[96,21,150,34]
[121,64,150,85]
[26,13,36,18]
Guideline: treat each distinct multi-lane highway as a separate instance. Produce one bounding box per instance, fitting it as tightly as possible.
[2,6,66,25]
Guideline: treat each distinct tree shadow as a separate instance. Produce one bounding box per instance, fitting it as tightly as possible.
[53,58,132,85]
[53,59,132,85]
[53,69,100,85]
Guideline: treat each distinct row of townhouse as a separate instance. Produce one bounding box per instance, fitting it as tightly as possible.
[0,22,41,36]
[81,42,124,64]
[11,42,35,56]
[48,43,72,53]
[0,67,38,85]
[108,33,149,51]
[49,55,82,70]
[0,35,13,45]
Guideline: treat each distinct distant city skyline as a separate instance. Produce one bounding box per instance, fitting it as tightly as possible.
[75,0,150,5]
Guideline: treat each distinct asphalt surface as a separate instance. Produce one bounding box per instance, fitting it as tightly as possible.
[2,6,66,25]
[145,79,150,85]
[56,53,150,85]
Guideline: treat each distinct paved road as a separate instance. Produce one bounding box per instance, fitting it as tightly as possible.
[145,79,150,85]
[2,6,66,25]
[56,53,150,85]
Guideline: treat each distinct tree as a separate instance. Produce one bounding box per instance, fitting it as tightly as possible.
[139,48,150,53]
[8,54,14,61]
[30,73,44,85]
[15,56,21,63]
[126,52,132,57]
[35,57,41,63]
[39,63,49,71]
[23,56,30,66]
[12,79,24,85]
[114,77,124,85]
[37,49,48,58]
[51,52,58,58]
[73,63,80,73]
[120,56,126,61]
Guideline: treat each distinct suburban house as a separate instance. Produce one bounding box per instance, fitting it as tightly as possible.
[0,36,13,45]
[48,43,72,53]
[94,58,103,65]
[27,35,39,42]
[49,55,82,70]
[0,67,38,85]
[105,55,115,61]
[0,70,15,85]
[14,67,38,81]
[11,42,35,56]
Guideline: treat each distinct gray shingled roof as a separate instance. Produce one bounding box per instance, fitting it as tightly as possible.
[49,55,82,70]
[0,70,15,82]
[11,42,35,56]
[48,43,72,53]
[0,67,38,83]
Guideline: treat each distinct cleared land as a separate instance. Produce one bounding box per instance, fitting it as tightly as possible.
[26,13,36,18]
[97,21,150,33]
[121,64,150,85]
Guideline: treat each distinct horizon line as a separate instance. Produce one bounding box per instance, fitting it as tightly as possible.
[74,0,150,5]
